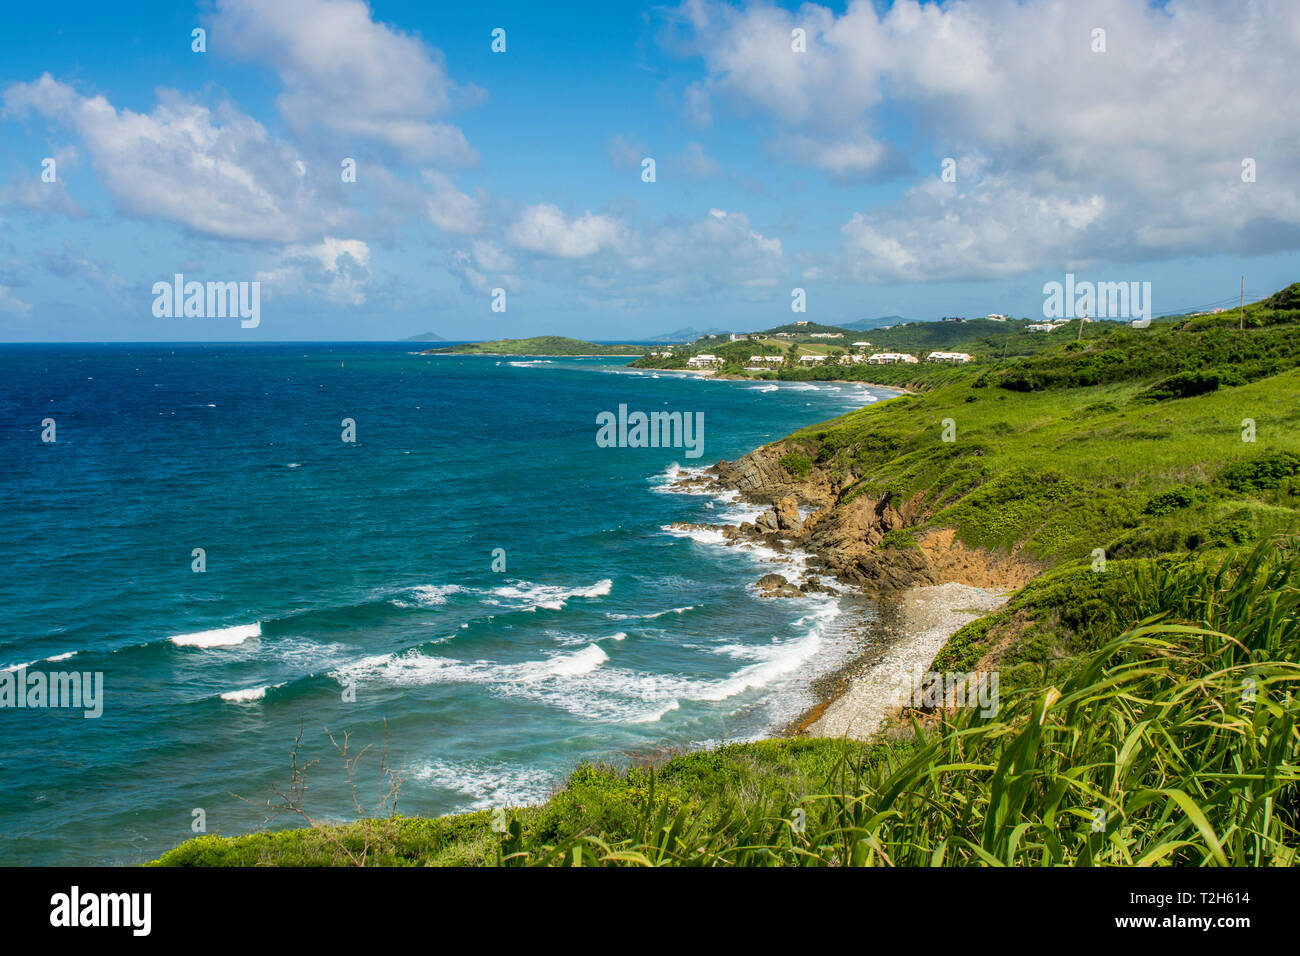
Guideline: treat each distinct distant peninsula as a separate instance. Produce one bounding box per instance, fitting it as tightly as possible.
[422,335,651,356]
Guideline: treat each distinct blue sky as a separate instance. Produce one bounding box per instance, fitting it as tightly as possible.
[1,0,1297,342]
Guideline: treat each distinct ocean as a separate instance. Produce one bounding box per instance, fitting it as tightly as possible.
[0,343,896,865]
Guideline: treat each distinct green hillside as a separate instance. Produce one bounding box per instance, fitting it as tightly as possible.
[424,336,650,356]
[156,283,1300,867]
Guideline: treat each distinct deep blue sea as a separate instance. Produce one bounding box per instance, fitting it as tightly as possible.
[0,343,896,865]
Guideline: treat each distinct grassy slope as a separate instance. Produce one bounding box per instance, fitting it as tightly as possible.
[155,286,1300,866]
[427,335,648,355]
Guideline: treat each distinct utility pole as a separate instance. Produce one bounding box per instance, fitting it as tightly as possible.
[1077,311,1087,342]
[1240,276,1245,331]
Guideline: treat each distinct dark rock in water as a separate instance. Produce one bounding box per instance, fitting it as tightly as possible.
[756,572,803,598]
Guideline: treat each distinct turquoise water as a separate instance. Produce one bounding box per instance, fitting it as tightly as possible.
[0,344,895,864]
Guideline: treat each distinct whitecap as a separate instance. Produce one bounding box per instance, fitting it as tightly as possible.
[169,622,261,648]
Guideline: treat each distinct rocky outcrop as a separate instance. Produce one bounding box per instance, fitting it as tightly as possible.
[755,573,803,598]
[706,442,850,507]
[670,440,1041,595]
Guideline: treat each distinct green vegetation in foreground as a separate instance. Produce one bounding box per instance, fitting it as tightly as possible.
[425,335,649,356]
[153,544,1300,866]
[155,284,1300,866]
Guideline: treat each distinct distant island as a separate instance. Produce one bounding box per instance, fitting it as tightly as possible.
[648,326,728,343]
[401,331,447,342]
[422,335,651,356]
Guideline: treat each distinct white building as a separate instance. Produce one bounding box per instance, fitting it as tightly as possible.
[927,351,973,363]
[730,333,750,342]
[852,341,872,347]
[798,354,826,364]
[810,332,843,338]
[867,352,919,365]
[687,354,720,367]
[1025,323,1056,332]
[749,355,784,363]
[984,313,1008,321]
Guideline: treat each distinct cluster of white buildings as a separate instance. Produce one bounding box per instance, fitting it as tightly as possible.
[1026,321,1069,332]
[686,347,972,370]
[686,353,720,368]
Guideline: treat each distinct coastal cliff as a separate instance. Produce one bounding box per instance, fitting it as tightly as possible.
[669,438,1040,596]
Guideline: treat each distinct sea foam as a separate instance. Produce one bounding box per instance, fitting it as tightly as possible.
[169,622,261,648]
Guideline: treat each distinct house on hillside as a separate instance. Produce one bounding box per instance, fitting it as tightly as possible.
[686,354,720,368]
[852,341,872,347]
[984,313,1008,321]
[749,355,783,364]
[798,354,825,365]
[868,352,919,365]
[926,351,973,363]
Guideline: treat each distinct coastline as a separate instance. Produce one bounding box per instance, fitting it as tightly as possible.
[795,583,1010,739]
[421,350,645,357]
[637,365,919,393]
[660,381,1030,747]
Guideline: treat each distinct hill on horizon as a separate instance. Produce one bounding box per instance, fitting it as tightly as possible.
[650,326,728,343]
[840,314,920,331]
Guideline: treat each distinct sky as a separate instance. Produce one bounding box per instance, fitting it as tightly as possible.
[0,0,1297,342]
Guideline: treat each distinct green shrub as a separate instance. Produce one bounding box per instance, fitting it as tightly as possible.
[778,449,814,478]
[1134,370,1222,402]
[878,528,919,550]
[1218,451,1300,492]
[1143,484,1204,516]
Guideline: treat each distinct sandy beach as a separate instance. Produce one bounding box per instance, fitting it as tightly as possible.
[801,582,1010,739]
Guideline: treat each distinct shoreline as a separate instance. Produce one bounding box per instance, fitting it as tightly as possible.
[636,364,919,393]
[793,583,1010,739]
[660,381,1026,746]
[421,351,645,357]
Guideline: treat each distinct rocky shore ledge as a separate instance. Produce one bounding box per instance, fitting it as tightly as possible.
[667,441,1041,596]
[666,439,1044,739]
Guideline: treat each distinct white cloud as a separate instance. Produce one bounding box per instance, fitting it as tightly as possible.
[505,204,628,258]
[678,142,721,179]
[0,285,32,316]
[208,0,478,165]
[606,134,649,172]
[3,74,346,242]
[257,238,372,304]
[674,0,1300,276]
[421,170,485,235]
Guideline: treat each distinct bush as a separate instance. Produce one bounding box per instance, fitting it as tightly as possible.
[1143,484,1204,516]
[1218,451,1300,492]
[1134,371,1223,403]
[878,528,919,550]
[778,449,814,478]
